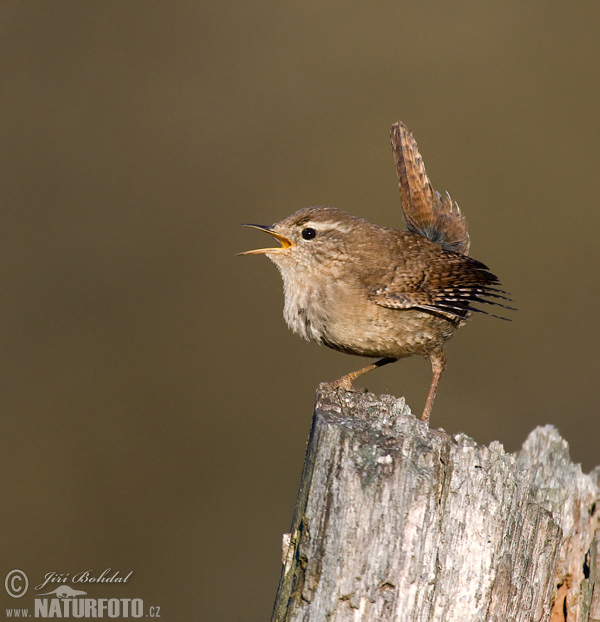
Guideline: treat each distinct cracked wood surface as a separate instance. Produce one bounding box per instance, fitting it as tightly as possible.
[272,387,599,622]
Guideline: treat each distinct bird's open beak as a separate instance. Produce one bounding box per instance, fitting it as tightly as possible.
[237,224,293,255]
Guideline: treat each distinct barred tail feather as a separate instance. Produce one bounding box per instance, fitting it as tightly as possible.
[391,122,471,255]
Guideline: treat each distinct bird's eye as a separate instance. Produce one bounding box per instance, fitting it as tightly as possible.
[302,227,317,240]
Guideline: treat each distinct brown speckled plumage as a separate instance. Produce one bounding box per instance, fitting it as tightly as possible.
[240,122,512,422]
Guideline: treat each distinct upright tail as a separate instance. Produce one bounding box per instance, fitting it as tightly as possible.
[391,122,471,256]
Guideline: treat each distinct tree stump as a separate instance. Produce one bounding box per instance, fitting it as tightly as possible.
[272,387,600,622]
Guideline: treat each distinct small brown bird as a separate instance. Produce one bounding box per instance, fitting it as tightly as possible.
[240,122,512,422]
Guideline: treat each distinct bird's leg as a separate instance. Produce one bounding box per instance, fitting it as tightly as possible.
[421,351,446,423]
[328,357,397,390]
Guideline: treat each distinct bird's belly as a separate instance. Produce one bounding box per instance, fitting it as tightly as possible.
[323,307,458,359]
[283,280,458,359]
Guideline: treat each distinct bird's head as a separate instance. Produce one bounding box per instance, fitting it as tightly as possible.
[238,206,372,273]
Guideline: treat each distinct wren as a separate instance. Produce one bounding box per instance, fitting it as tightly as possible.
[239,122,512,422]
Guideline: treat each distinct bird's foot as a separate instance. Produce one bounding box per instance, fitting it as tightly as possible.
[323,373,366,392]
[325,375,358,391]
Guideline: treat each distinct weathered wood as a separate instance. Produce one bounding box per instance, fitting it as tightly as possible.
[272,387,600,622]
[517,428,600,621]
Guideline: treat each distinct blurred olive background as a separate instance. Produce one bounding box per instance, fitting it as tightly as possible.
[0,2,599,620]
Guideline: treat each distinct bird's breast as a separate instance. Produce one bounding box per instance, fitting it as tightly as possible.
[281,276,332,343]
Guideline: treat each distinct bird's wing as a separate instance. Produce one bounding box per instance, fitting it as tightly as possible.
[367,250,513,321]
[391,122,471,256]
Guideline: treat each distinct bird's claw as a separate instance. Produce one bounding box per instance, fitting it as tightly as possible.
[326,377,357,391]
